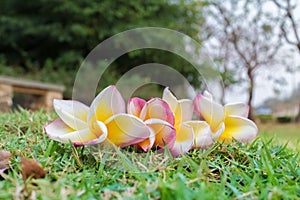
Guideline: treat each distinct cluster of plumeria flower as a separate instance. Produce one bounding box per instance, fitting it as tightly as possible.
[45,85,258,156]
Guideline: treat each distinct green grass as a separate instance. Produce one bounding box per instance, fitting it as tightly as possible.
[259,123,300,149]
[0,110,299,199]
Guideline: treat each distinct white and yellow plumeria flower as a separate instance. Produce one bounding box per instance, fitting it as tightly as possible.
[193,91,258,143]
[45,86,152,147]
[45,99,104,146]
[127,97,176,151]
[162,88,214,156]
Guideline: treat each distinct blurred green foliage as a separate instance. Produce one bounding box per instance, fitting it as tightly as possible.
[0,0,204,98]
[256,114,273,124]
[276,116,293,123]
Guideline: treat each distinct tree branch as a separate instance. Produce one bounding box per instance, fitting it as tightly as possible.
[274,0,300,52]
[272,0,285,9]
[215,5,252,69]
[286,0,300,45]
[280,22,298,46]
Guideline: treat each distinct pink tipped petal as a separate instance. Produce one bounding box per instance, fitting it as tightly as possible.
[105,114,151,148]
[170,123,194,157]
[46,119,107,145]
[174,100,194,126]
[144,119,176,149]
[88,85,126,123]
[224,103,249,118]
[185,121,214,149]
[127,97,146,117]
[193,93,224,132]
[137,127,156,152]
[53,99,89,130]
[45,118,75,138]
[162,87,178,112]
[140,98,174,125]
[219,116,258,143]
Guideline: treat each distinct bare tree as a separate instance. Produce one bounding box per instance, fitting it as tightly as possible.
[202,23,242,105]
[203,0,282,120]
[272,0,300,122]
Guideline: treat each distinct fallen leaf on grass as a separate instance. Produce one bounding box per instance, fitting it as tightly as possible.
[21,157,46,181]
[0,150,12,173]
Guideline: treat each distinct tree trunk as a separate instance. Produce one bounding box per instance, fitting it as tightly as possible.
[247,68,255,121]
[220,85,226,105]
[296,102,300,123]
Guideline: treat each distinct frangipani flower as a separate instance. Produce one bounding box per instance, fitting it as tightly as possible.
[162,88,214,156]
[193,91,258,143]
[45,86,152,147]
[44,99,106,146]
[127,97,176,151]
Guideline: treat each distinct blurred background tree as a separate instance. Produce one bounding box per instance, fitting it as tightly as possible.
[0,0,299,122]
[202,0,283,120]
[0,0,204,98]
[272,0,300,122]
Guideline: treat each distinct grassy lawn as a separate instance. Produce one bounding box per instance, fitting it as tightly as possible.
[259,123,300,149]
[0,110,299,199]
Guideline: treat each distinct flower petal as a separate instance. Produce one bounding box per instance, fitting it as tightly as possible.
[88,85,126,123]
[224,103,249,118]
[163,87,193,125]
[162,87,178,113]
[185,121,214,149]
[45,118,107,145]
[137,127,156,152]
[127,97,146,117]
[174,99,194,126]
[218,116,258,143]
[45,118,75,138]
[203,90,213,99]
[53,99,89,130]
[170,123,194,157]
[105,113,151,147]
[72,120,108,145]
[193,92,224,133]
[213,122,225,139]
[139,98,174,125]
[144,118,176,149]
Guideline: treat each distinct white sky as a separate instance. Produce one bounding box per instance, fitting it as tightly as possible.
[209,0,300,107]
[225,65,300,106]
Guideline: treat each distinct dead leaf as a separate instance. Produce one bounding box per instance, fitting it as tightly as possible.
[21,157,46,181]
[0,150,12,173]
